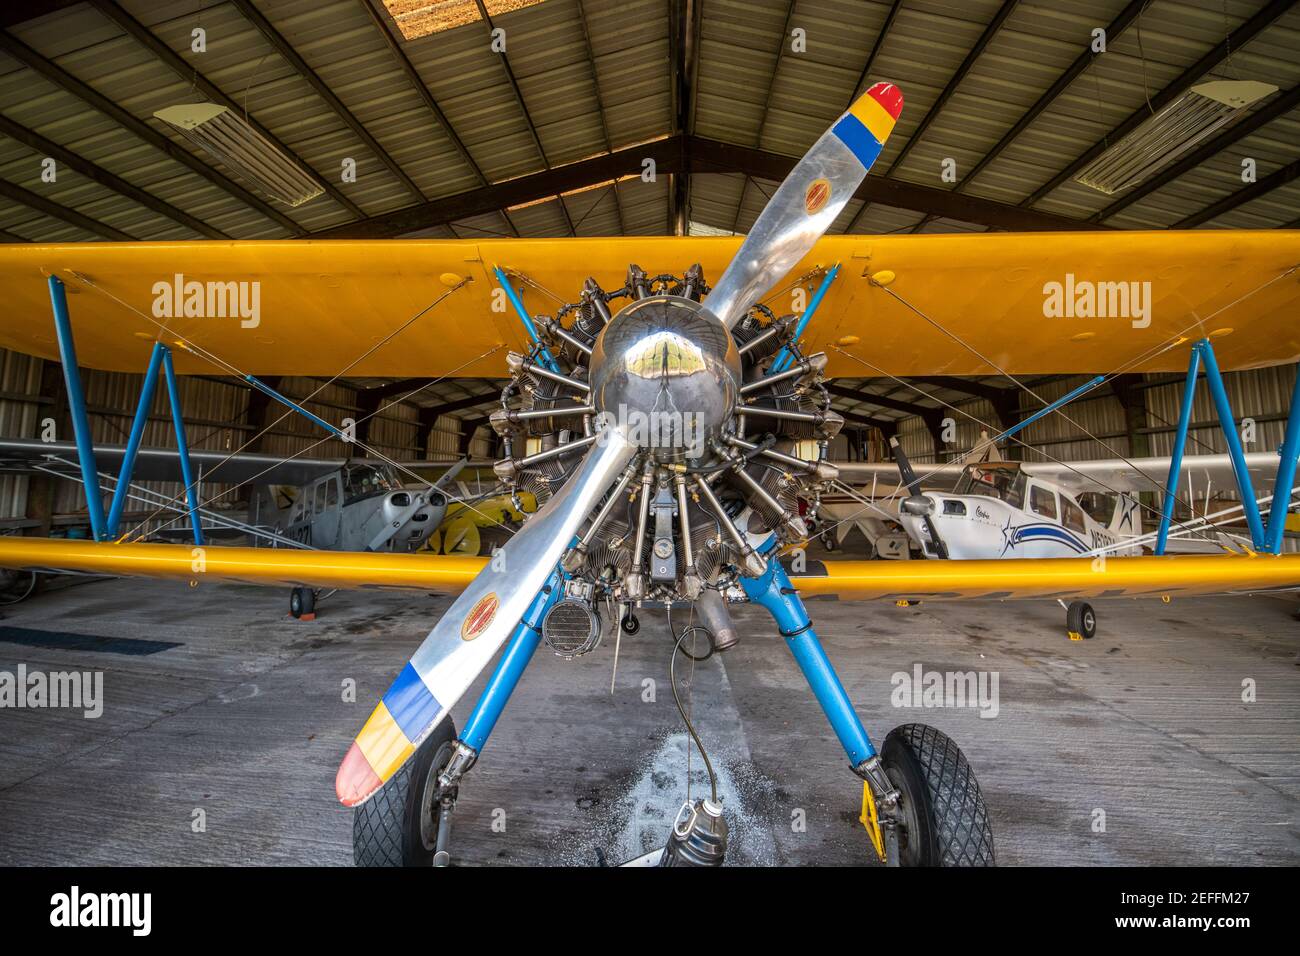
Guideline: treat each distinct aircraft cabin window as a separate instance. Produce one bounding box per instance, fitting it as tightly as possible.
[955,467,1025,509]
[1077,491,1114,525]
[325,478,338,509]
[1029,484,1058,520]
[1062,498,1087,534]
[344,463,398,503]
[314,482,326,514]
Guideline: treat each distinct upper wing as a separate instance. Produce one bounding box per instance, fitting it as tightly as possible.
[833,460,968,494]
[0,536,1294,600]
[0,437,342,487]
[1021,451,1286,496]
[0,231,1296,377]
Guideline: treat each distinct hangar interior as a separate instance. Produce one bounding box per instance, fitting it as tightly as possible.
[0,0,1297,867]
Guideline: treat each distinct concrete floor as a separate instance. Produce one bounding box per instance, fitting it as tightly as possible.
[0,570,1297,866]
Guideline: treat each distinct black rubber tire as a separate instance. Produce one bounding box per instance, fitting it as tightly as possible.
[621,613,640,635]
[289,586,315,619]
[880,723,996,867]
[1066,600,1096,640]
[352,719,457,867]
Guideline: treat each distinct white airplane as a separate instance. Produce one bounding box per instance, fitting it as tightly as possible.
[823,438,1296,640]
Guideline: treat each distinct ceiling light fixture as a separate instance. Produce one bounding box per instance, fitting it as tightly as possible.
[1074,79,1278,195]
[154,103,325,207]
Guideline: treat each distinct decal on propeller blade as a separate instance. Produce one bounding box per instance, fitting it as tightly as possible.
[461,592,499,641]
[805,178,831,215]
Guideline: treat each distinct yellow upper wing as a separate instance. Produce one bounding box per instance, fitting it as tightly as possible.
[0,231,1296,377]
[0,537,1294,601]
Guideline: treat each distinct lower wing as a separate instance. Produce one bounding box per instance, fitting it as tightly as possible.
[0,537,1295,600]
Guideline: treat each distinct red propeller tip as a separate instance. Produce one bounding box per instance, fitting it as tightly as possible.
[335,741,383,807]
[866,82,904,120]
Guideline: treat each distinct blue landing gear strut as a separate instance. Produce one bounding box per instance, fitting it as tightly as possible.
[739,539,996,867]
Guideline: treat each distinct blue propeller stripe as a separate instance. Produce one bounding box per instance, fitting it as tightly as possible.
[831,114,883,168]
[382,661,442,741]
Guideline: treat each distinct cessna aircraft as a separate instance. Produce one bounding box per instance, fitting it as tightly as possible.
[0,81,1298,868]
[823,439,1296,639]
[0,437,469,618]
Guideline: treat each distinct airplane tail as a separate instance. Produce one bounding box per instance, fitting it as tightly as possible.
[1108,493,1142,535]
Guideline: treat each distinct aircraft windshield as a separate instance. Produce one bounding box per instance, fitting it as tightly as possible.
[954,466,1026,509]
[343,463,398,502]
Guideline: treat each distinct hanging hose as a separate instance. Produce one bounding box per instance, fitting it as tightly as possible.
[668,607,718,804]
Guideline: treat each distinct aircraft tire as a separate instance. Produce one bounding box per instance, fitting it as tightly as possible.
[1066,600,1096,640]
[289,586,315,620]
[880,723,995,867]
[353,719,458,867]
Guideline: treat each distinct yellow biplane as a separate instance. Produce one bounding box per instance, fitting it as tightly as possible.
[0,81,1297,868]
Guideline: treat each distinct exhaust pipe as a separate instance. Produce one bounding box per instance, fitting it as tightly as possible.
[695,588,740,652]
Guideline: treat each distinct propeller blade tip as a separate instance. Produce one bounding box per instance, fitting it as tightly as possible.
[335,741,383,807]
[866,82,904,120]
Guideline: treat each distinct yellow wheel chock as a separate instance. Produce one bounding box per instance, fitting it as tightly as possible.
[859,779,887,864]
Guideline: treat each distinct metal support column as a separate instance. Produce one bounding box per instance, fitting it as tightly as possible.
[47,275,106,540]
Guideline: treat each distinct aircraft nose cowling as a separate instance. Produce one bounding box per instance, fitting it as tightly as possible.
[587,295,741,463]
[901,494,934,516]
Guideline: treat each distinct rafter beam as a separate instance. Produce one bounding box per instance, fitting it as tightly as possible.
[229,0,425,205]
[471,0,574,236]
[1173,157,1300,229]
[825,382,937,417]
[0,29,305,235]
[690,137,1103,231]
[670,0,700,236]
[960,0,1147,197]
[832,406,897,434]
[311,132,1109,239]
[90,0,362,220]
[0,110,227,238]
[886,0,1019,177]
[0,176,133,240]
[731,0,798,236]
[311,138,685,239]
[1022,0,1294,208]
[573,0,624,236]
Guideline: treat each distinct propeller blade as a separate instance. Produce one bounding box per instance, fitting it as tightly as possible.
[336,428,636,807]
[889,435,922,498]
[890,436,948,560]
[705,82,903,329]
